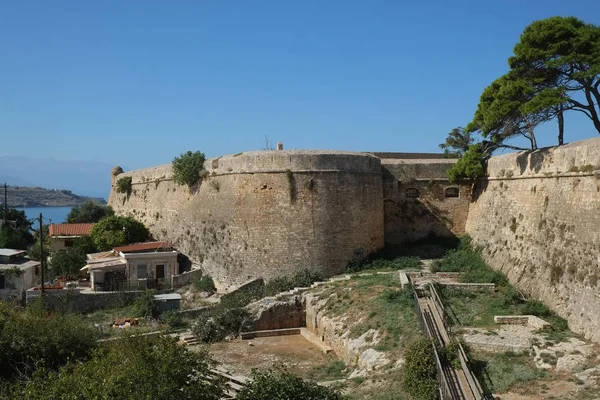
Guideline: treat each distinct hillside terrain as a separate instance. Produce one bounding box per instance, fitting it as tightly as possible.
[3,185,106,207]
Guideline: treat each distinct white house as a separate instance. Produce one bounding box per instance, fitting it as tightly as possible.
[0,249,41,300]
[84,242,178,291]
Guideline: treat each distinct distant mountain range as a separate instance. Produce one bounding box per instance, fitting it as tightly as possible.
[0,156,120,200]
[3,185,105,207]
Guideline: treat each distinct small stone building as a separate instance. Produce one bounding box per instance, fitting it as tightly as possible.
[48,223,95,252]
[84,241,178,291]
[0,249,41,300]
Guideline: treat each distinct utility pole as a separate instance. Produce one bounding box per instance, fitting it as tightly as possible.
[3,183,7,226]
[39,213,45,297]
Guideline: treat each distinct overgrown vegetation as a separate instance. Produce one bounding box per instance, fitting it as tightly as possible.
[347,255,420,273]
[435,236,569,331]
[66,200,114,223]
[10,337,226,400]
[237,365,345,400]
[193,275,217,293]
[474,351,546,393]
[132,290,160,318]
[0,301,99,384]
[192,269,324,343]
[401,339,438,400]
[89,215,150,251]
[49,236,97,279]
[116,176,132,196]
[172,150,206,188]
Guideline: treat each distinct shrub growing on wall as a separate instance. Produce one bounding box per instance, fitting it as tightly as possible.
[172,151,206,188]
[116,176,132,196]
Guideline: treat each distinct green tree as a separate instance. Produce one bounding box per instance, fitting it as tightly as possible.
[0,301,99,382]
[89,215,150,251]
[66,200,114,223]
[172,151,206,188]
[510,16,600,135]
[401,339,438,400]
[48,237,97,279]
[0,208,34,249]
[12,337,225,400]
[236,365,345,400]
[466,75,546,151]
[447,144,488,183]
[439,127,475,158]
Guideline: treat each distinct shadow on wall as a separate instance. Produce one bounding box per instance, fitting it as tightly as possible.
[384,197,457,246]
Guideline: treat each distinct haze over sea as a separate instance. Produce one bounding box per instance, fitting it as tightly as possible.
[16,206,72,224]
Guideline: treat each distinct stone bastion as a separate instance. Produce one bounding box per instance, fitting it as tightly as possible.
[108,150,384,291]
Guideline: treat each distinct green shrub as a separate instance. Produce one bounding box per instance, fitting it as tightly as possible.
[11,337,225,399]
[192,307,249,343]
[160,310,183,328]
[90,215,150,251]
[172,151,206,188]
[132,290,160,318]
[0,302,99,382]
[236,365,345,400]
[347,256,421,273]
[402,339,439,400]
[116,176,132,196]
[264,269,323,296]
[521,300,550,317]
[194,275,216,293]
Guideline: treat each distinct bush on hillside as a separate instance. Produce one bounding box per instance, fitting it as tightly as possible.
[132,290,160,319]
[193,275,216,293]
[402,339,439,400]
[0,301,99,382]
[236,365,345,400]
[11,337,225,400]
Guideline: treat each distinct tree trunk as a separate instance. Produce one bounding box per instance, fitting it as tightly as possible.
[557,105,564,145]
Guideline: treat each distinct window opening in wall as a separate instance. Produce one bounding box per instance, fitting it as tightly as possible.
[156,264,165,279]
[64,239,75,248]
[444,187,459,198]
[405,188,420,198]
[137,263,148,279]
[0,274,5,290]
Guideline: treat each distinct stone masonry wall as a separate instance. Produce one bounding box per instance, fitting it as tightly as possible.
[381,159,471,245]
[466,137,600,342]
[108,151,384,291]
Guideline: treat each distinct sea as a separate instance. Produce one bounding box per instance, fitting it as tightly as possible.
[16,206,73,224]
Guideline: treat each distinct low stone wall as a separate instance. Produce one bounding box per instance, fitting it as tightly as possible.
[172,269,203,288]
[27,289,143,313]
[494,315,551,329]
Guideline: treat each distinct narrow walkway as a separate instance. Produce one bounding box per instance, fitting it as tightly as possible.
[415,285,482,400]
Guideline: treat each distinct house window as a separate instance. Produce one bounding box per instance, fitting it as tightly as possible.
[156,264,165,279]
[64,239,75,248]
[0,274,5,290]
[137,263,148,279]
[406,188,420,198]
[444,187,460,198]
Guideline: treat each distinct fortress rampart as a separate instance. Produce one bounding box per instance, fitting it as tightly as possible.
[109,138,600,341]
[466,137,600,341]
[109,151,385,291]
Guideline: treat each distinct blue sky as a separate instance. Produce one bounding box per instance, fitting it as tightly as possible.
[1,1,599,170]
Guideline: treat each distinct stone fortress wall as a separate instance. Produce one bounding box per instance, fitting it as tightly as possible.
[109,137,600,341]
[109,151,385,291]
[466,137,600,342]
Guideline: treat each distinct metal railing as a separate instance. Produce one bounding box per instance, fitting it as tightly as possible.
[412,280,492,400]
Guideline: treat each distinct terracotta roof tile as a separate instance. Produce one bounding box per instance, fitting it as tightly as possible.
[49,223,95,237]
[113,241,174,253]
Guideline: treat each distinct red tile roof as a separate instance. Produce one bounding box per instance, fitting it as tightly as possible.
[113,241,174,253]
[49,223,95,237]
